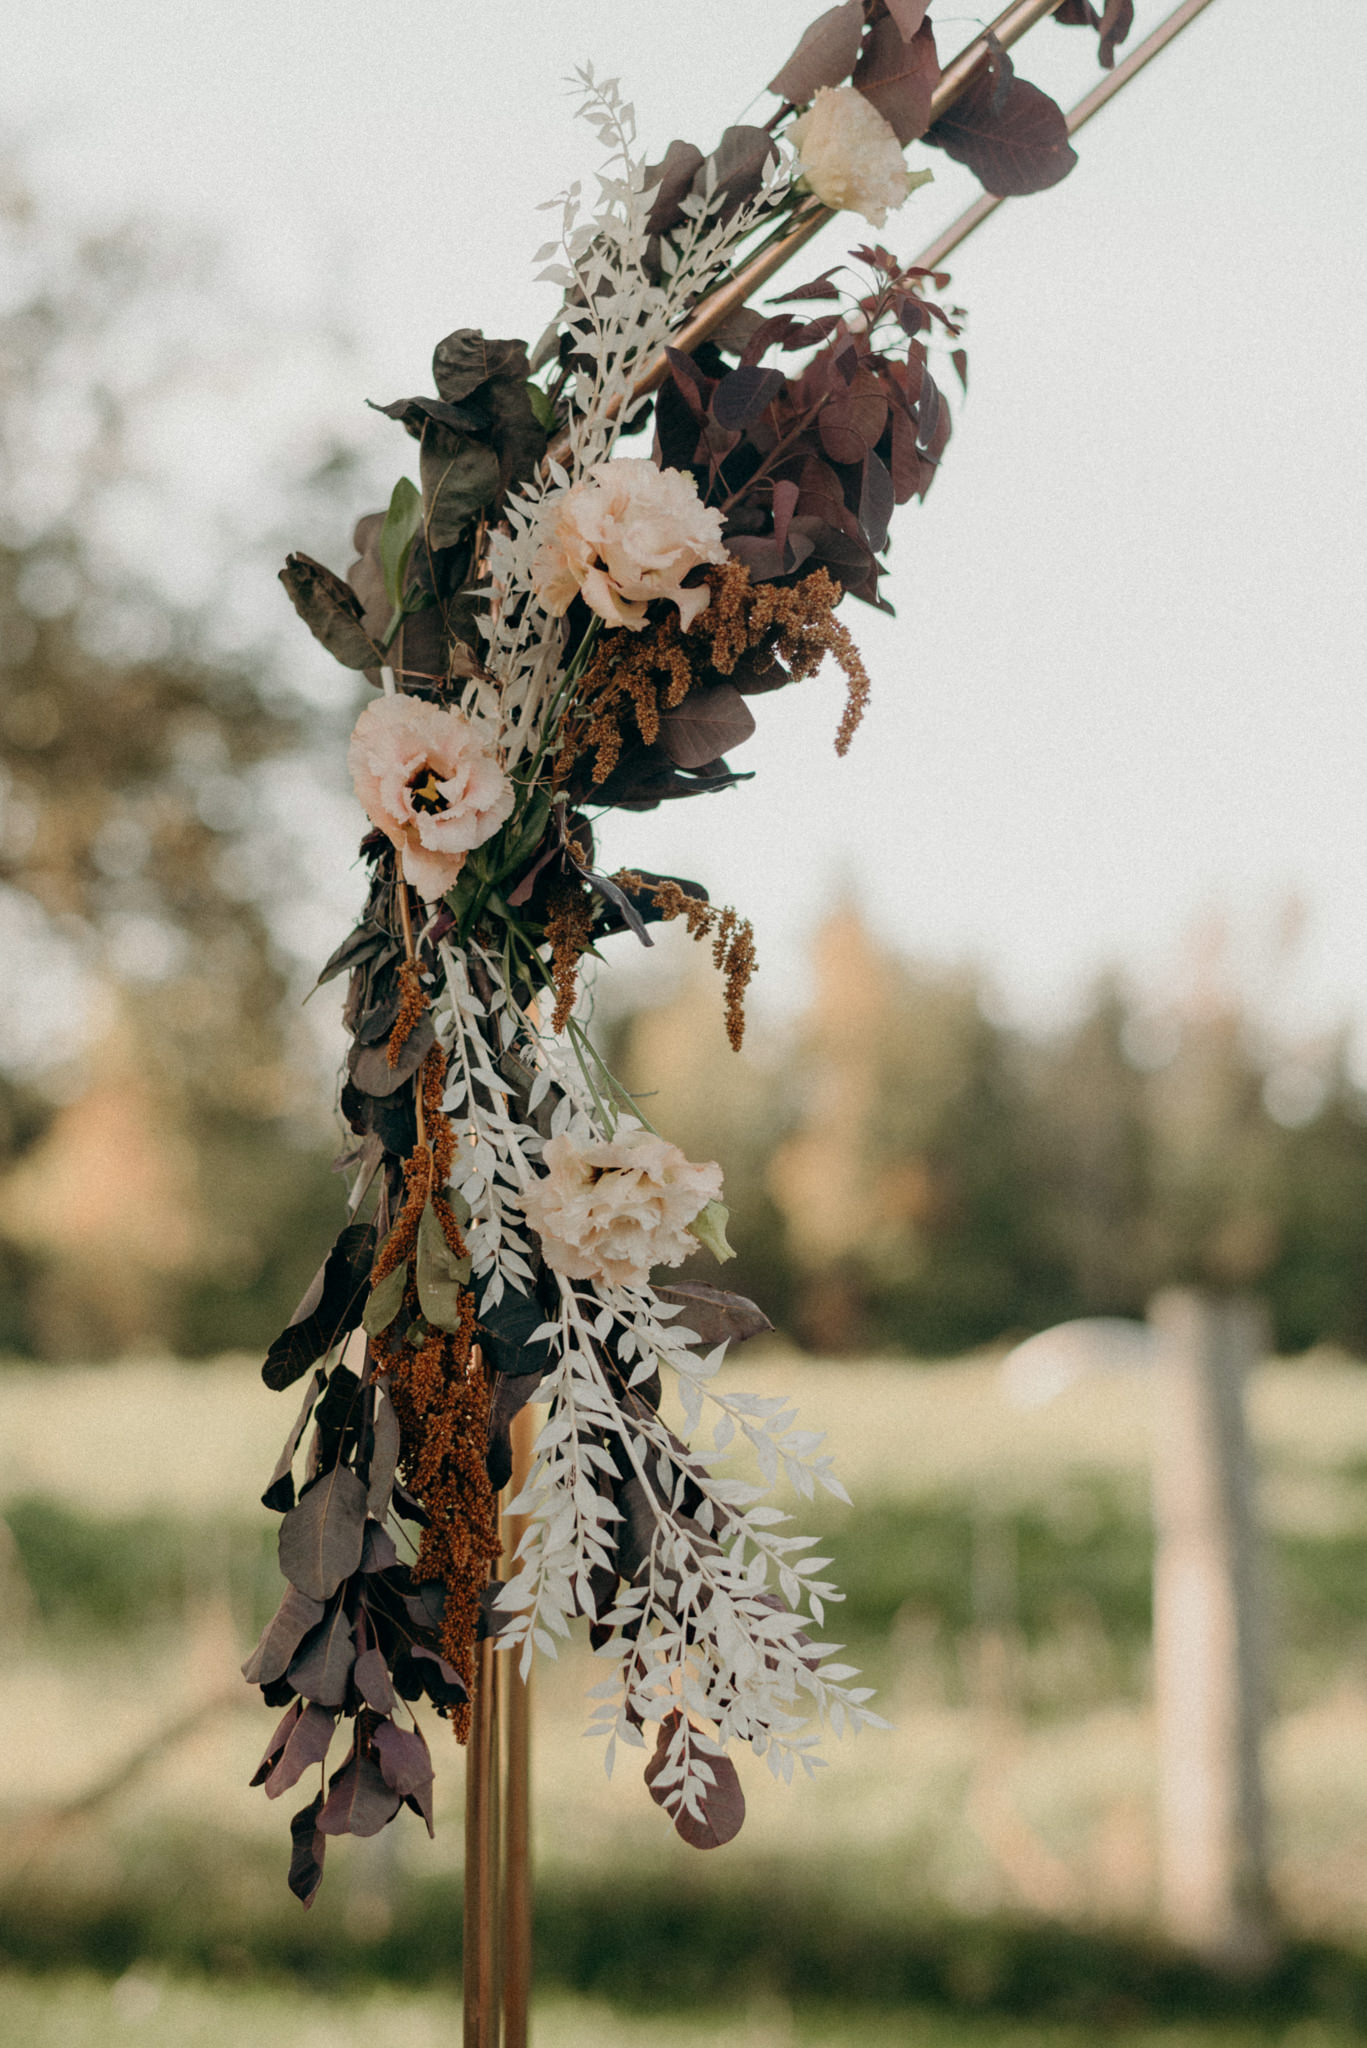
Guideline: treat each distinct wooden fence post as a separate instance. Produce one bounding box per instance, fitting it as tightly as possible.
[1147,1287,1275,1969]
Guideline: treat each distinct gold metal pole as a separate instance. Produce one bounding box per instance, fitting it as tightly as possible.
[546,0,1066,464]
[501,1401,537,2048]
[464,1348,502,2048]
[914,0,1224,270]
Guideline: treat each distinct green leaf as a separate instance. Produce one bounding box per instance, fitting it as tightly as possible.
[688,1200,736,1265]
[416,1201,472,1332]
[526,382,557,433]
[362,1260,408,1337]
[379,476,424,611]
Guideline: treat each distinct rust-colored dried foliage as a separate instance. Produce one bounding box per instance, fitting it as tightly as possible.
[557,561,870,787]
[614,870,756,1052]
[544,875,597,1033]
[386,957,430,1066]
[371,1046,500,1738]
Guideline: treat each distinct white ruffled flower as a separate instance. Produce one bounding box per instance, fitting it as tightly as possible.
[520,1120,723,1289]
[789,86,931,228]
[531,459,728,633]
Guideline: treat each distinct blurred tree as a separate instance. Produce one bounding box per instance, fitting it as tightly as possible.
[0,162,348,1357]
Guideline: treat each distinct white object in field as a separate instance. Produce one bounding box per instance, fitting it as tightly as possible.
[1000,1315,1156,1410]
[1000,1293,1276,1968]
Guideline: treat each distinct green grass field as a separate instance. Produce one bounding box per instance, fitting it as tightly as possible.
[6,1348,1367,2037]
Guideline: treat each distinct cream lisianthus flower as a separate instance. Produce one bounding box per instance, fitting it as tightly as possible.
[531,458,728,633]
[347,693,514,902]
[520,1120,723,1289]
[789,86,932,228]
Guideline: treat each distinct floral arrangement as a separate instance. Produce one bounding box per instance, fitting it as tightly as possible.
[243,0,1132,1909]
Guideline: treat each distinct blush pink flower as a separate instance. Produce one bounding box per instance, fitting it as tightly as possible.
[348,694,514,902]
[531,459,728,633]
[520,1122,723,1290]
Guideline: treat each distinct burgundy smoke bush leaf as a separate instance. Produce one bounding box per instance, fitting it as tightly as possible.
[1055,0,1134,67]
[261,1367,324,1513]
[404,1582,448,1637]
[264,1703,338,1800]
[659,684,756,770]
[710,367,784,433]
[852,17,940,144]
[771,479,800,560]
[817,387,889,466]
[396,1645,468,1709]
[314,920,390,991]
[881,0,929,37]
[768,1,864,104]
[360,1519,400,1573]
[924,54,1077,196]
[250,1699,302,1785]
[262,1220,377,1392]
[354,1647,398,1716]
[242,1585,326,1687]
[366,1385,402,1521]
[288,1793,327,1907]
[859,449,895,552]
[278,1464,368,1602]
[289,1600,356,1707]
[318,1750,403,1838]
[696,126,779,216]
[644,138,705,236]
[644,1710,746,1850]
[655,1283,774,1347]
[664,346,714,420]
[347,1013,435,1097]
[278,554,384,672]
[374,1718,435,1801]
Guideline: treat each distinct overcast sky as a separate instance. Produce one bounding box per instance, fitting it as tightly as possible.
[8,2,1365,1054]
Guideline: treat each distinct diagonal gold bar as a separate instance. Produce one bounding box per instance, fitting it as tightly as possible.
[914,0,1224,271]
[625,0,1069,400]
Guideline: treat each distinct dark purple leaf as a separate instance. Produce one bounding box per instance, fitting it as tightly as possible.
[318,1749,403,1838]
[710,367,785,433]
[314,920,390,991]
[278,1464,368,1602]
[486,1362,552,1492]
[644,139,705,236]
[924,54,1077,196]
[360,1519,400,1574]
[354,1646,398,1715]
[858,448,895,552]
[396,1645,468,1709]
[288,1793,327,1907]
[404,1581,448,1637]
[882,0,929,36]
[817,387,889,466]
[664,346,714,420]
[346,1012,435,1098]
[644,1710,746,1850]
[852,17,939,145]
[476,1279,558,1378]
[659,684,756,770]
[261,1368,324,1513]
[262,1221,377,1392]
[771,480,800,561]
[368,393,486,439]
[264,1703,338,1800]
[655,1283,774,1347]
[374,1718,435,1801]
[289,1601,356,1708]
[242,1585,326,1687]
[250,1699,302,1786]
[768,1,863,103]
[696,127,779,216]
[366,1385,402,1521]
[279,554,384,672]
[771,270,842,303]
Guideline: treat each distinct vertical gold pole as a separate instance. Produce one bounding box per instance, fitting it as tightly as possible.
[464,1347,502,2048]
[502,1402,537,2046]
